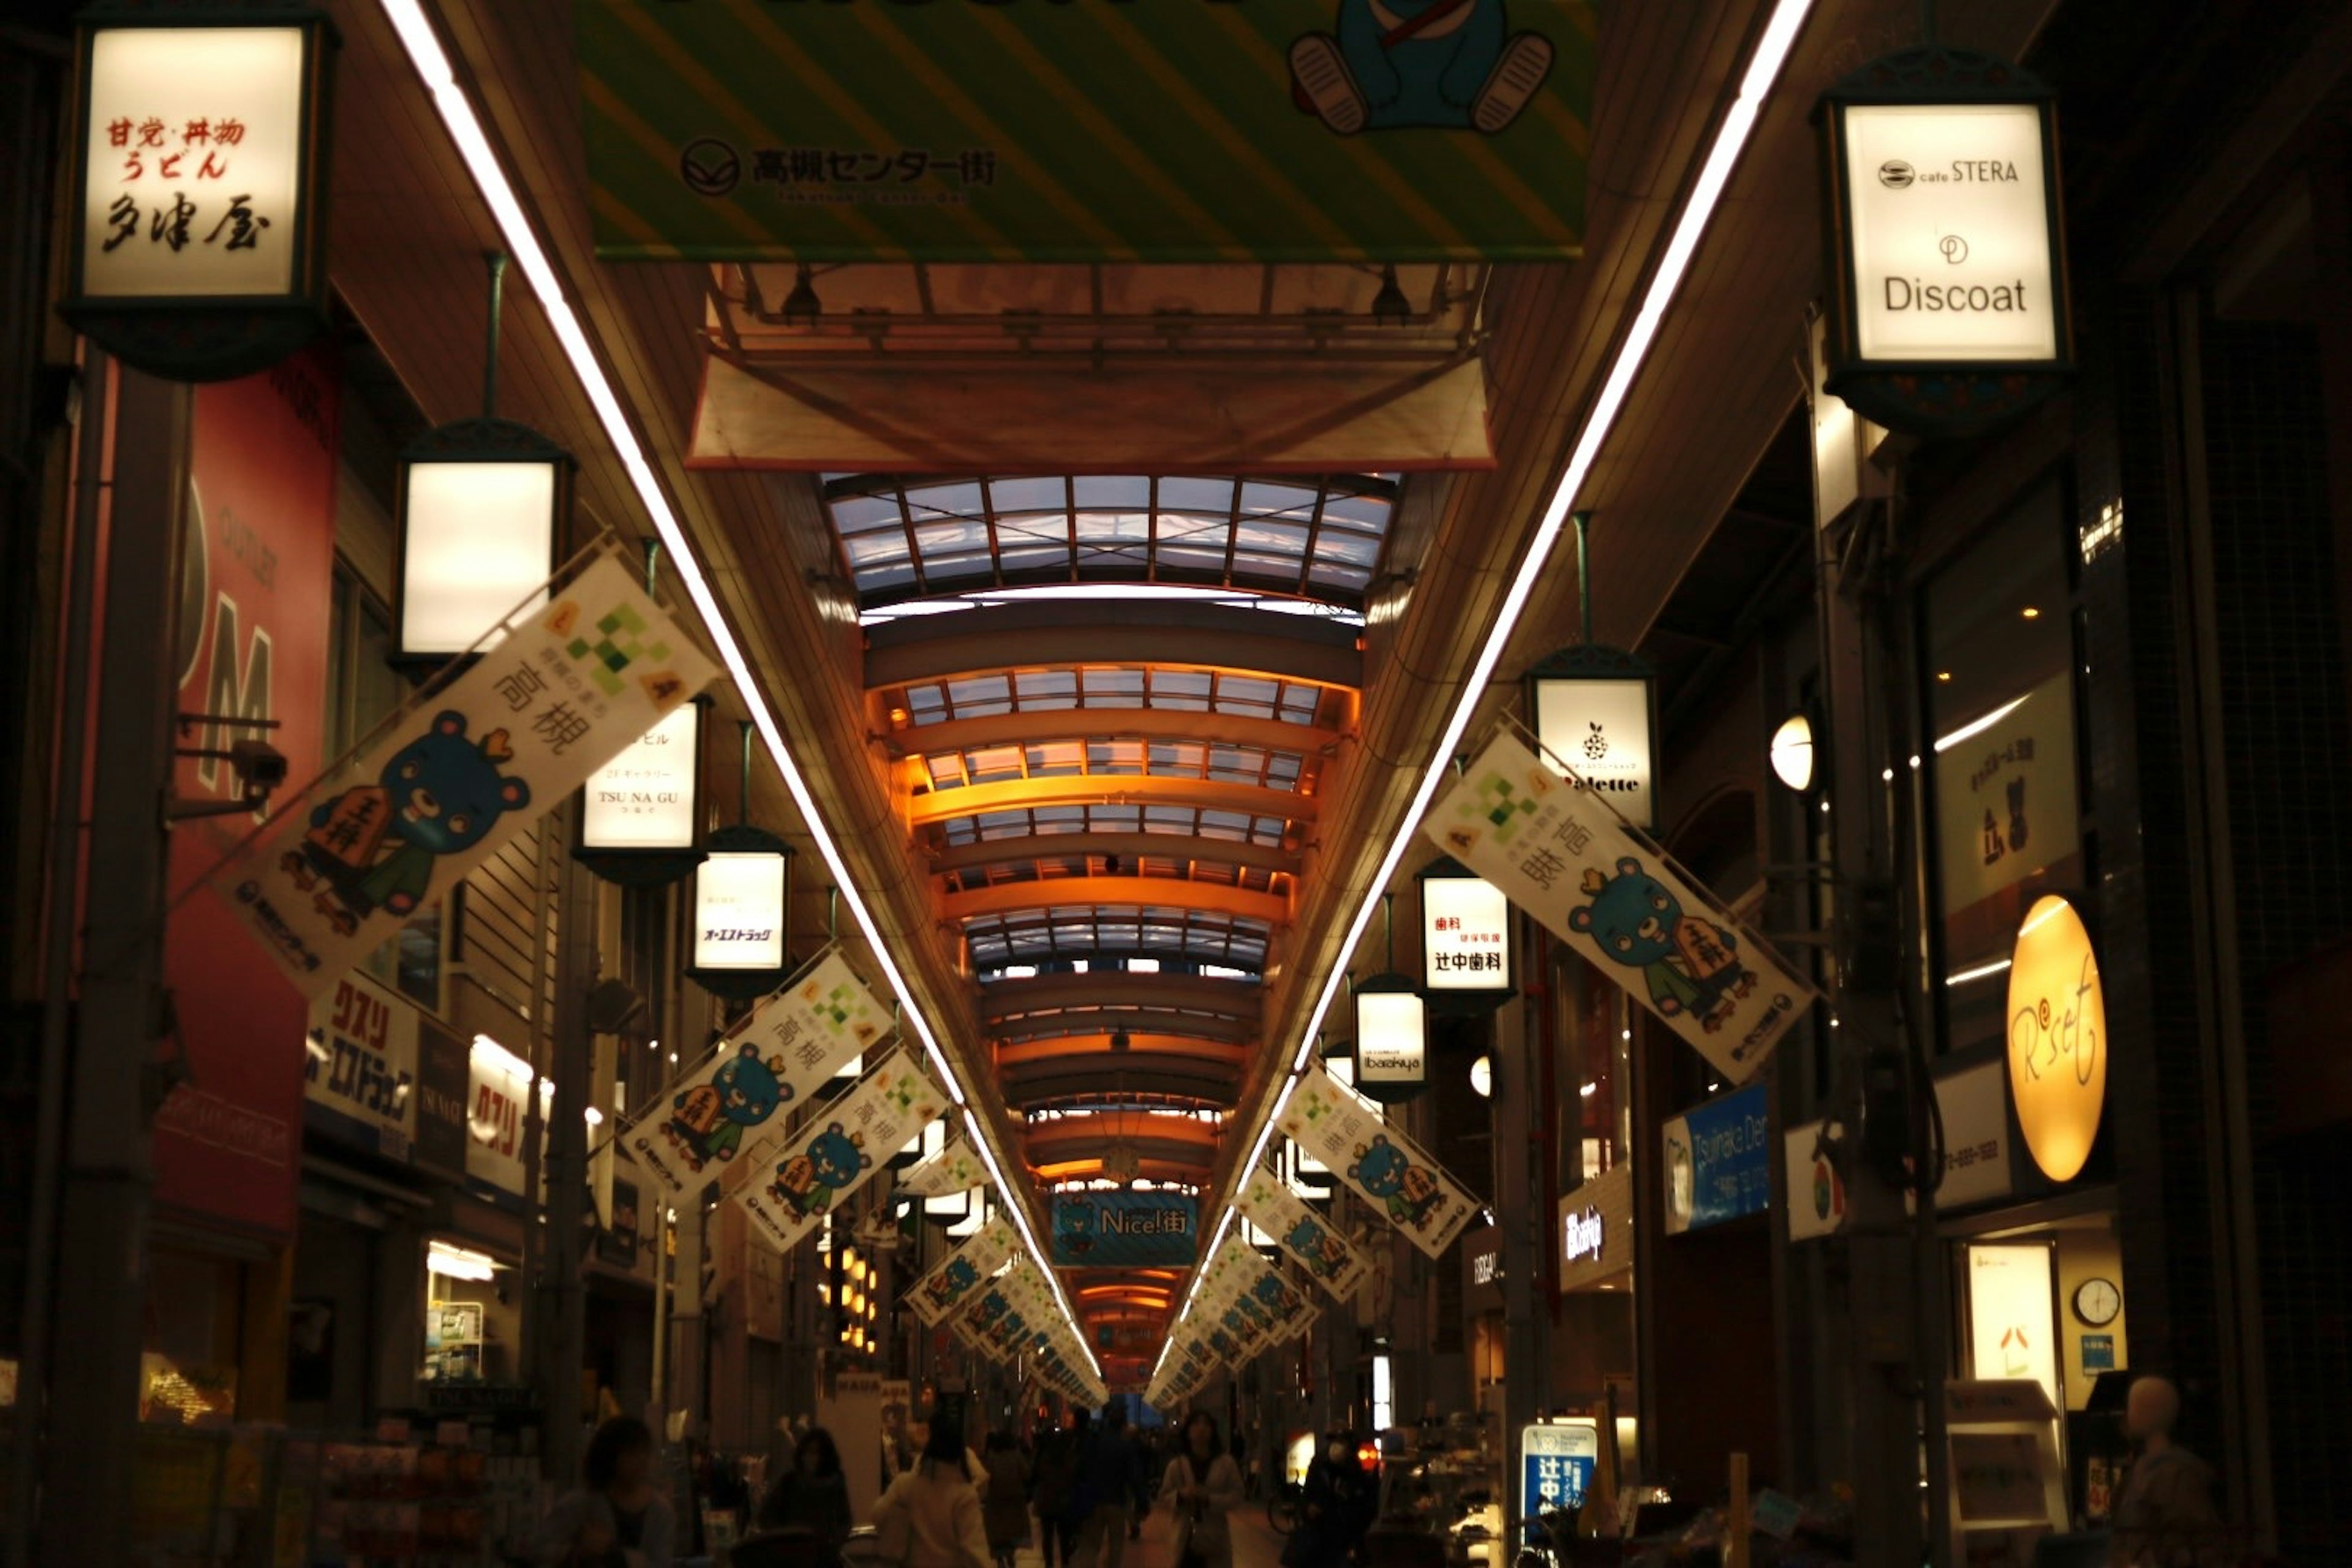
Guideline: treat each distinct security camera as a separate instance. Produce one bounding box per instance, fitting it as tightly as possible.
[230,737,289,794]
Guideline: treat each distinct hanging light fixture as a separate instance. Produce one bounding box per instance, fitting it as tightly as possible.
[394,254,570,664]
[689,722,795,1000]
[1370,264,1410,325]
[64,2,339,382]
[1769,712,1816,793]
[1351,894,1428,1104]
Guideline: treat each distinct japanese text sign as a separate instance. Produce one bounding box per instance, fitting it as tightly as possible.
[79,24,311,300]
[736,1052,948,1251]
[907,1218,1020,1327]
[1050,1192,1199,1268]
[1423,873,1512,990]
[1279,1065,1478,1258]
[1430,730,1814,1084]
[1236,1167,1372,1302]
[217,551,717,997]
[1520,1421,1598,1523]
[578,0,1599,263]
[622,947,892,1205]
[303,971,418,1161]
[582,700,700,850]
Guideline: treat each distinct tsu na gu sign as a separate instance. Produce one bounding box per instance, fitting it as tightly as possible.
[1819,48,2073,434]
[66,5,336,381]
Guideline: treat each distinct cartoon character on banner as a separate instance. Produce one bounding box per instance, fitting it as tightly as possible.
[286,711,530,935]
[924,1256,980,1312]
[1568,856,1756,1033]
[769,1123,869,1217]
[1351,1135,1447,1231]
[1252,1273,1305,1319]
[1285,1215,1351,1280]
[1054,1200,1096,1257]
[1288,0,1554,136]
[661,1041,793,1172]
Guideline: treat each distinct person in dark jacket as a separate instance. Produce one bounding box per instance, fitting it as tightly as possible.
[1073,1401,1140,1568]
[1293,1431,1376,1568]
[757,1427,855,1566]
[981,1431,1031,1568]
[1030,1420,1084,1568]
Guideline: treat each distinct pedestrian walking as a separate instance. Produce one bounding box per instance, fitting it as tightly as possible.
[2110,1376,2224,1567]
[873,1419,991,1568]
[535,1415,677,1568]
[1072,1400,1140,1568]
[982,1431,1032,1568]
[1158,1412,1244,1568]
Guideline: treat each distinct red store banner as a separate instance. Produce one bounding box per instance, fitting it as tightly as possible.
[156,345,341,1242]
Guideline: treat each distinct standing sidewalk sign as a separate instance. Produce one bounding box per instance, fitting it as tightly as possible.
[736,1052,949,1252]
[213,549,717,997]
[1278,1065,1479,1257]
[1521,1420,1599,1526]
[1431,728,1814,1085]
[620,946,892,1206]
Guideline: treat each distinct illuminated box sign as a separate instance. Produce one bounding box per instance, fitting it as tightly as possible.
[583,701,701,851]
[1662,1082,1770,1235]
[2005,895,2106,1184]
[1532,673,1656,835]
[1555,1164,1634,1294]
[694,850,788,971]
[1050,1193,1200,1268]
[1424,875,1512,992]
[1818,50,2073,434]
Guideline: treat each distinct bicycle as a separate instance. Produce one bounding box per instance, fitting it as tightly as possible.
[1508,1509,1581,1568]
[1268,1480,1306,1536]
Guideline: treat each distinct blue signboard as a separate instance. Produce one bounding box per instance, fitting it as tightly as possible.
[1664,1082,1770,1232]
[1520,1421,1598,1537]
[1050,1193,1199,1267]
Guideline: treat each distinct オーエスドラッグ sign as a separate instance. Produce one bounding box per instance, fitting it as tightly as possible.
[577,0,1597,263]
[217,551,717,996]
[1430,730,1814,1084]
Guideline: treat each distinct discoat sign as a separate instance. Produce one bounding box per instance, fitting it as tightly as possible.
[1839,103,2058,364]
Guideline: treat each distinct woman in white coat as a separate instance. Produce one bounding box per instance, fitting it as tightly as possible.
[1158,1412,1245,1568]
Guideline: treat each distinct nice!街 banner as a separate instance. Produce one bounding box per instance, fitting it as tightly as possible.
[1235,1169,1372,1302]
[219,551,717,997]
[578,0,1599,263]
[1280,1065,1479,1258]
[905,1218,1020,1327]
[1428,728,1815,1084]
[736,1052,949,1251]
[623,946,892,1205]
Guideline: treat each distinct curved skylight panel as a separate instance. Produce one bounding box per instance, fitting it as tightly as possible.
[963,907,1273,970]
[892,668,1335,727]
[943,859,1283,895]
[919,739,1309,793]
[933,805,1291,851]
[825,473,1398,608]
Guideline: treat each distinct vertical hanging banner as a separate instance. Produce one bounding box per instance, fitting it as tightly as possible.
[907,1217,1020,1327]
[737,1052,949,1251]
[216,549,718,995]
[576,0,1600,263]
[897,1133,989,1200]
[1280,1066,1479,1257]
[1235,1169,1372,1302]
[620,946,894,1205]
[1430,728,1815,1083]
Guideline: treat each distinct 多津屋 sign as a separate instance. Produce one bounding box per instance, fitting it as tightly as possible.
[620,947,892,1205]
[582,700,700,850]
[577,0,1599,263]
[1662,1083,1770,1235]
[214,549,717,996]
[1236,1168,1373,1302]
[1424,873,1512,991]
[736,1052,948,1252]
[1279,1065,1477,1258]
[303,971,418,1161]
[1431,730,1814,1085]
[1050,1192,1199,1268]
[905,1218,1020,1328]
[1835,102,2059,367]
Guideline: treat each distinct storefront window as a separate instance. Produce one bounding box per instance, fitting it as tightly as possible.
[1923,483,2086,1055]
[1557,948,1629,1184]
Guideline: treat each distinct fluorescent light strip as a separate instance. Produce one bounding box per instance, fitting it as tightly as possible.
[378,0,1098,1369]
[1198,0,1824,1303]
[1943,957,2013,988]
[1932,694,2030,755]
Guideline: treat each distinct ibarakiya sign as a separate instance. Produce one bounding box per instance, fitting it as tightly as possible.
[619,946,893,1207]
[217,550,717,996]
[735,1050,949,1251]
[576,0,1598,262]
[1430,729,1814,1084]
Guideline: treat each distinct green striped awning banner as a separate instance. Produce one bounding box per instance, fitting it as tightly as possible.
[578,0,1596,263]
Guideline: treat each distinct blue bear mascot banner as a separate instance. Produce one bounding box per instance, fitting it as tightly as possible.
[619,945,895,1207]
[1279,1065,1480,1259]
[736,1049,949,1253]
[1235,1166,1374,1302]
[905,1216,1020,1328]
[217,550,718,998]
[1431,729,1817,1085]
